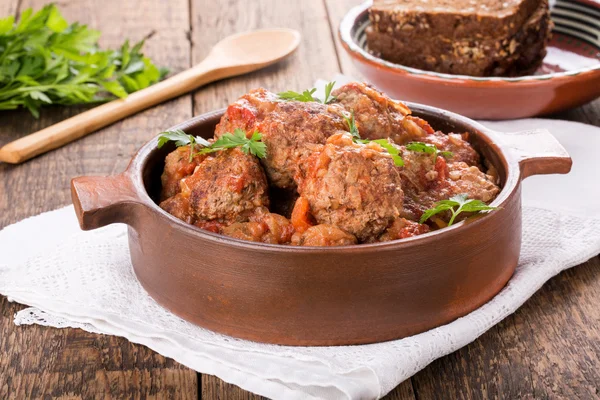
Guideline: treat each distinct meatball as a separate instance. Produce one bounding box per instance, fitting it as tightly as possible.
[215,88,348,188]
[295,132,404,242]
[402,158,500,220]
[291,224,357,246]
[377,218,430,242]
[332,82,431,144]
[446,162,500,203]
[160,145,206,200]
[420,132,480,166]
[159,148,269,225]
[221,207,295,244]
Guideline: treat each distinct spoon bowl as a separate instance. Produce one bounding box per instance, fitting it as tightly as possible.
[208,28,301,70]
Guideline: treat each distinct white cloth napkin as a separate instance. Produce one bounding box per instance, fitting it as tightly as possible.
[1,112,600,398]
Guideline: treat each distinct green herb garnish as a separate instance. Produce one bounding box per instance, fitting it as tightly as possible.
[0,4,167,118]
[406,142,453,160]
[419,194,498,226]
[322,81,336,104]
[278,88,318,102]
[157,129,210,162]
[158,128,267,162]
[342,111,404,167]
[278,81,337,104]
[342,110,360,139]
[370,139,404,167]
[201,129,267,159]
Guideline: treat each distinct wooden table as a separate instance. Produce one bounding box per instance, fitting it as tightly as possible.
[1,0,599,398]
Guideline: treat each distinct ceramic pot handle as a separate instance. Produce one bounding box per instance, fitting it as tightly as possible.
[71,173,146,230]
[490,128,572,179]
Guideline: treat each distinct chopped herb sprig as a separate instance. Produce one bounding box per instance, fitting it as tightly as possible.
[419,194,498,226]
[200,129,267,159]
[278,81,337,104]
[157,128,267,162]
[322,81,336,104]
[406,142,453,160]
[342,111,404,167]
[278,88,318,102]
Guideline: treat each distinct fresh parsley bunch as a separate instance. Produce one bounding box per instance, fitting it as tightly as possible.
[0,4,167,118]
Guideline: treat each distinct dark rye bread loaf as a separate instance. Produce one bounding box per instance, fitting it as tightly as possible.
[369,0,541,40]
[366,0,551,77]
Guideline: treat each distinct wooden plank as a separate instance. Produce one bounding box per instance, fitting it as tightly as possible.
[0,0,198,398]
[324,0,366,81]
[202,376,266,400]
[0,0,18,15]
[553,100,600,126]
[189,0,342,397]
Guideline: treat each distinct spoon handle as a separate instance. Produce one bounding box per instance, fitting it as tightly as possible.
[0,59,225,164]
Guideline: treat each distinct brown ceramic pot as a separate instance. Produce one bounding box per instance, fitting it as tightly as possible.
[71,105,571,346]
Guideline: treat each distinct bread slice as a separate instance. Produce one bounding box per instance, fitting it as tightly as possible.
[366,0,551,76]
[369,0,541,40]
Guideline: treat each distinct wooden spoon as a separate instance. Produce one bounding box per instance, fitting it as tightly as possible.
[0,28,301,164]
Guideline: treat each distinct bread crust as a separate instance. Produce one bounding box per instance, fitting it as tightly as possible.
[370,0,541,40]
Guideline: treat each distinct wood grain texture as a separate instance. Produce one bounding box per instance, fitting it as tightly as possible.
[324,0,366,81]
[0,0,18,16]
[0,0,197,398]
[202,375,265,400]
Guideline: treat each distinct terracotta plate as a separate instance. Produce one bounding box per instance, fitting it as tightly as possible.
[339,0,600,119]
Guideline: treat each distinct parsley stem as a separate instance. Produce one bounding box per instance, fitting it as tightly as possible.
[448,210,459,226]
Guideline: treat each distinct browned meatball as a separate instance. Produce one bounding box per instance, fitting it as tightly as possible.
[377,218,430,242]
[332,82,431,144]
[221,208,295,245]
[159,148,269,225]
[402,157,500,221]
[446,162,500,203]
[160,145,206,200]
[295,132,404,242]
[291,224,357,246]
[420,132,480,166]
[214,88,348,189]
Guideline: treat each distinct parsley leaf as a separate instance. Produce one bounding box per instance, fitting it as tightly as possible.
[157,128,267,161]
[406,142,453,160]
[202,128,267,158]
[277,81,337,104]
[342,111,404,167]
[370,139,404,167]
[0,4,167,118]
[419,194,498,226]
[278,88,317,102]
[157,129,210,162]
[322,81,336,104]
